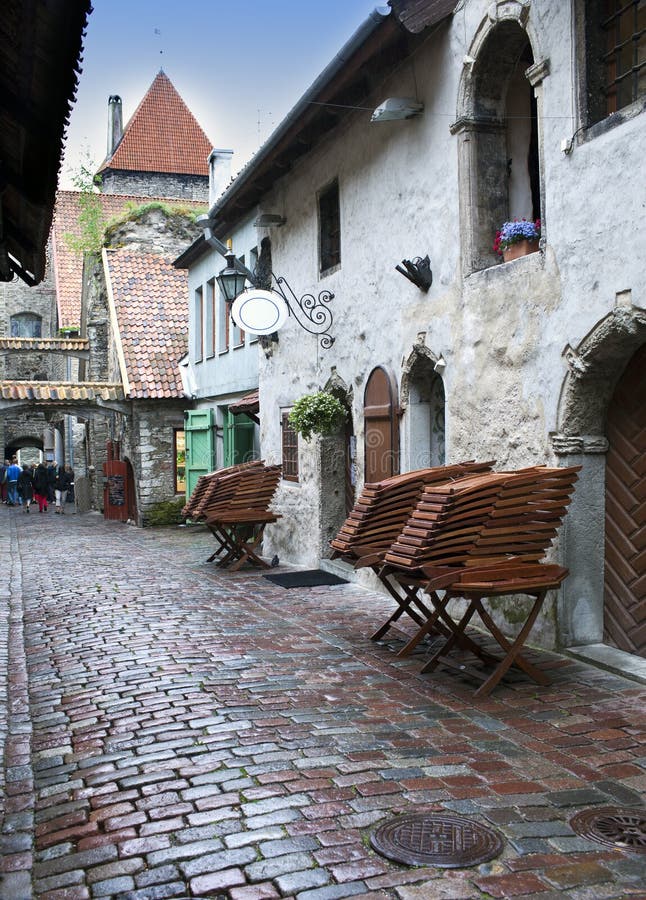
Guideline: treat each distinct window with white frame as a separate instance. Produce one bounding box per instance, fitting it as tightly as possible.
[194,286,203,362]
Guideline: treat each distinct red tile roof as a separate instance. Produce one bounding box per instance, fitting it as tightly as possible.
[104,249,188,400]
[99,71,212,177]
[229,390,260,416]
[0,381,124,402]
[0,337,89,352]
[51,190,201,329]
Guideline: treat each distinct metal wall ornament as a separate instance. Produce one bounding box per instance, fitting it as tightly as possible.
[271,274,335,349]
[396,254,433,292]
[212,233,335,349]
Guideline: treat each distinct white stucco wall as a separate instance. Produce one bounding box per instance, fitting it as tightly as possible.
[235,0,645,649]
[187,215,260,402]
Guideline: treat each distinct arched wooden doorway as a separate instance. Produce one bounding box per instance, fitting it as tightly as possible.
[364,366,399,483]
[604,343,646,657]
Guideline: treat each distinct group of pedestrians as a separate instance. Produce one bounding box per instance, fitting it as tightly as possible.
[1,458,74,514]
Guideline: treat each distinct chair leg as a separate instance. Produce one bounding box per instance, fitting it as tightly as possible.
[228,525,268,571]
[474,591,550,696]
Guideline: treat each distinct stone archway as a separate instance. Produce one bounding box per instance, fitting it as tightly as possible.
[401,341,446,472]
[553,305,646,651]
[453,0,549,273]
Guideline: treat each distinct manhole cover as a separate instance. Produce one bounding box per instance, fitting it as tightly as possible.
[370,813,504,868]
[570,807,646,852]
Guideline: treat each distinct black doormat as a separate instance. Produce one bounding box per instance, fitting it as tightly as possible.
[263,569,349,588]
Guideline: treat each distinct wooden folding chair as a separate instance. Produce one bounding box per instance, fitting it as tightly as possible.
[329,462,495,649]
[420,562,568,696]
[383,466,580,693]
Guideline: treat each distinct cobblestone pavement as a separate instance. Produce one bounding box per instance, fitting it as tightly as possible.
[1,506,645,900]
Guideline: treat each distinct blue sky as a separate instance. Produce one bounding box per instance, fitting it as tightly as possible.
[61,0,380,188]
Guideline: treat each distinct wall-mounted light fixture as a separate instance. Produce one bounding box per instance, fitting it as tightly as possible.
[371,97,424,123]
[395,255,433,292]
[207,227,334,349]
[254,213,286,227]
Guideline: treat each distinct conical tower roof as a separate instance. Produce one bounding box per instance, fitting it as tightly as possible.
[99,71,211,177]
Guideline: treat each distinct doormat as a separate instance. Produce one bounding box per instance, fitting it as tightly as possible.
[263,569,349,588]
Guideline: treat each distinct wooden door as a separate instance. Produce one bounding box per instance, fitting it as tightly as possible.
[364,366,399,484]
[103,441,136,522]
[604,343,646,657]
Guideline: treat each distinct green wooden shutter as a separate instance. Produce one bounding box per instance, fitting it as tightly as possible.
[224,409,256,467]
[185,408,214,499]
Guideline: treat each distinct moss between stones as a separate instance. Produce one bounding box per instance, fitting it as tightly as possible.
[144,498,185,527]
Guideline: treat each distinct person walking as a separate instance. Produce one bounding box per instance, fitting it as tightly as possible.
[0,459,8,504]
[33,462,49,513]
[18,465,34,513]
[6,458,22,506]
[46,463,57,505]
[54,465,74,514]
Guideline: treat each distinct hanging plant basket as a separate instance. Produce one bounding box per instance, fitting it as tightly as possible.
[288,392,347,441]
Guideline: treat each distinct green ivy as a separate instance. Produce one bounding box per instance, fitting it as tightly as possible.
[288,391,347,441]
[63,159,106,255]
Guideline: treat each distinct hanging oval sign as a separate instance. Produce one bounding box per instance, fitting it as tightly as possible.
[231,289,289,335]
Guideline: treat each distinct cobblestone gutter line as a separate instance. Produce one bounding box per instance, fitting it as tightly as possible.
[0,515,10,813]
[1,512,35,899]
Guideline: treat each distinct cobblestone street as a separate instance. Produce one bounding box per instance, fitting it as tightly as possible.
[1,506,645,899]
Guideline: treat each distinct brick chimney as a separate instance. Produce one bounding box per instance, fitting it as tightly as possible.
[208,149,233,206]
[107,95,123,157]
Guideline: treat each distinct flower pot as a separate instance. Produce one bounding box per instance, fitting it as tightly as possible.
[502,239,539,262]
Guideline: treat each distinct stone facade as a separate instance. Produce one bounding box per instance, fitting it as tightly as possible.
[209,0,645,652]
[101,169,208,202]
[0,250,72,462]
[81,207,201,521]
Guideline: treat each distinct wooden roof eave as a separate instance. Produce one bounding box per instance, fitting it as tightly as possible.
[0,0,92,285]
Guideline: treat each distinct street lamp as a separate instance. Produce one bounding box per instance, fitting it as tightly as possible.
[215,248,248,307]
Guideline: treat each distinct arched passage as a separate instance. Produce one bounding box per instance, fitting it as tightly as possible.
[553,306,646,653]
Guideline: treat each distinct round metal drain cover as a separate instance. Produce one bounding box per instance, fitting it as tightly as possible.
[570,807,646,853]
[370,813,504,868]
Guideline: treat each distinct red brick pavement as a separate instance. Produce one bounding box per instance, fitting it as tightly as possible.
[1,507,645,898]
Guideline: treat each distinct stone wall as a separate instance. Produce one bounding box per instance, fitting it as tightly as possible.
[129,403,186,524]
[101,169,208,202]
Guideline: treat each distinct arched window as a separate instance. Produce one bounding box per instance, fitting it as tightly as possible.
[10,312,42,338]
[454,16,545,272]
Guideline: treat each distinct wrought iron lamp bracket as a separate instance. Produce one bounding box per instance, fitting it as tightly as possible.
[267,272,335,350]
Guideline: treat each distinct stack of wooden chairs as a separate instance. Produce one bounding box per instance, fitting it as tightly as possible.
[182,460,264,522]
[183,461,282,570]
[331,463,580,695]
[330,462,495,648]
